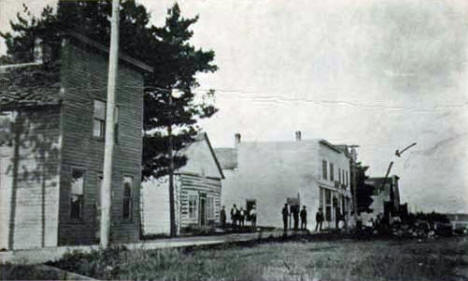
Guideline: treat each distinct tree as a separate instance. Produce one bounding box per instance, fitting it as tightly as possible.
[1,1,218,178]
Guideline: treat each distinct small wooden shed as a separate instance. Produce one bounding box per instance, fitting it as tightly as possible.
[142,133,224,235]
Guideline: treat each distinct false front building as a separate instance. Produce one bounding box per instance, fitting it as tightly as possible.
[215,132,353,230]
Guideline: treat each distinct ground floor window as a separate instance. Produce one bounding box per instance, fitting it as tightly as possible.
[123,176,133,221]
[188,193,198,220]
[206,196,215,220]
[70,169,85,220]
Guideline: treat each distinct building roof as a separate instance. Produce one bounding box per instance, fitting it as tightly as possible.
[178,132,225,179]
[1,30,152,110]
[0,64,61,110]
[214,147,238,170]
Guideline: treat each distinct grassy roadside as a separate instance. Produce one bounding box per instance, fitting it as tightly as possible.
[44,236,468,281]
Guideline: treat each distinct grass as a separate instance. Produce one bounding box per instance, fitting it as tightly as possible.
[45,236,468,281]
[0,264,60,280]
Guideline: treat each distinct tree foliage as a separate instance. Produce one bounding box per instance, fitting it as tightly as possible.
[1,1,218,179]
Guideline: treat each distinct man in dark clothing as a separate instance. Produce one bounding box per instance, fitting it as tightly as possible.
[282,203,289,233]
[315,208,324,232]
[300,205,307,230]
[220,206,227,228]
[292,205,299,231]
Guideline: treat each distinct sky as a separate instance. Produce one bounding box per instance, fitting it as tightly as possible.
[1,0,468,213]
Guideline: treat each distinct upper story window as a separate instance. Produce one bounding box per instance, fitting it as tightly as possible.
[93,100,119,142]
[329,163,334,181]
[123,176,133,221]
[70,169,85,220]
[93,100,105,138]
[338,168,341,183]
[322,160,327,180]
[342,170,345,186]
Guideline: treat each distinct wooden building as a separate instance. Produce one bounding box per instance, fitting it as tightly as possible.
[215,132,353,230]
[142,133,224,235]
[0,31,152,250]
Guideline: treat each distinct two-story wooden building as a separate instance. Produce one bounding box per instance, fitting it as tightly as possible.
[0,31,152,250]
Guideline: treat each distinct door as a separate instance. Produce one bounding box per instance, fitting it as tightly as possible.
[199,193,207,226]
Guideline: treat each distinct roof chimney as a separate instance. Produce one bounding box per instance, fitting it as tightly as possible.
[234,133,241,146]
[295,130,302,141]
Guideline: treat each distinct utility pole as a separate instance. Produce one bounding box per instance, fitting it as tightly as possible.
[349,146,359,222]
[168,91,176,237]
[101,0,120,248]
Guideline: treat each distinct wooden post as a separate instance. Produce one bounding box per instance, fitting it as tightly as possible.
[168,92,176,237]
[100,0,120,248]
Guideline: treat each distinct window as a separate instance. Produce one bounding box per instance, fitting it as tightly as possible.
[325,189,332,222]
[322,160,327,180]
[93,100,105,138]
[207,196,215,220]
[342,170,345,186]
[123,176,133,220]
[188,194,198,219]
[93,100,119,141]
[346,171,349,186]
[70,169,85,220]
[338,168,341,183]
[329,163,334,181]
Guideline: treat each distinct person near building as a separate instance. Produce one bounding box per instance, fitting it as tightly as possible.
[230,204,238,229]
[250,204,257,231]
[315,208,324,232]
[220,205,227,228]
[282,203,289,234]
[300,205,307,230]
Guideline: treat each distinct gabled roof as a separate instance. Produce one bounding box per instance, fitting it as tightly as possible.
[64,30,153,73]
[214,147,238,170]
[178,132,225,179]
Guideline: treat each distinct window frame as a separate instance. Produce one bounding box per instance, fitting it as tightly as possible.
[188,192,199,220]
[122,176,133,222]
[322,160,328,180]
[206,196,215,220]
[93,99,106,139]
[70,168,86,222]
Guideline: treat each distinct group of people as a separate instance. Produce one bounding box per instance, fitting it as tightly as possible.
[281,204,308,232]
[220,204,257,230]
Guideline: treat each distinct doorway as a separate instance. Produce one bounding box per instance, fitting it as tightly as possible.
[199,193,207,226]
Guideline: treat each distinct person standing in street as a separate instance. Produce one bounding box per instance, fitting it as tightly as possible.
[231,204,238,229]
[250,204,257,231]
[315,208,324,232]
[292,205,299,231]
[300,205,307,230]
[239,207,245,228]
[220,206,227,228]
[282,203,289,234]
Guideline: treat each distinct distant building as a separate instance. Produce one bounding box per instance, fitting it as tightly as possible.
[0,31,152,250]
[445,213,468,230]
[215,132,353,230]
[141,133,224,235]
[362,176,401,224]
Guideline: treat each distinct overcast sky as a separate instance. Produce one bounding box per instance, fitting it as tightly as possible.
[1,0,467,213]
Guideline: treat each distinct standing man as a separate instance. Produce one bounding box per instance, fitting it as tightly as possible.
[231,204,238,229]
[250,204,257,231]
[315,208,324,232]
[239,207,245,228]
[292,205,299,231]
[300,205,307,230]
[220,206,227,228]
[282,203,289,234]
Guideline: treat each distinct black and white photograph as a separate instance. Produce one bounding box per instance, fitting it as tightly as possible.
[0,0,467,280]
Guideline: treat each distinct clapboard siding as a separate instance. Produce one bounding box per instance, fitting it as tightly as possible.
[57,41,143,245]
[0,107,61,250]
